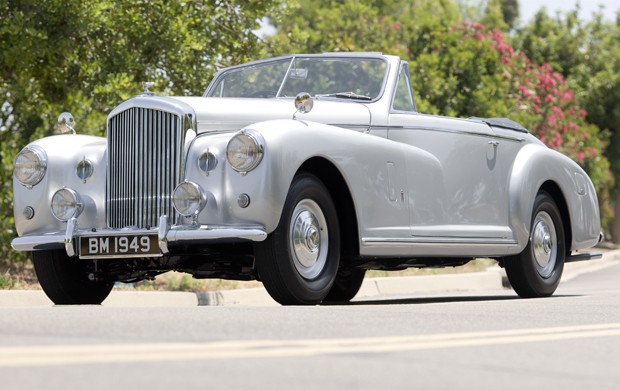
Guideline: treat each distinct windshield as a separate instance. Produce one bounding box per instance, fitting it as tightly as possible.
[206,56,388,101]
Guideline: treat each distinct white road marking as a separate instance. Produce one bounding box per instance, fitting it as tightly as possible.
[1,323,620,367]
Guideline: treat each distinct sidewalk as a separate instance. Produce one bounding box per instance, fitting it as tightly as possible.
[1,250,618,307]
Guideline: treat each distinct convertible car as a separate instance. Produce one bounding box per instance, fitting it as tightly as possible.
[12,53,602,305]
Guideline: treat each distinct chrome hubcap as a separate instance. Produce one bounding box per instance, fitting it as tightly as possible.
[289,199,328,280]
[531,211,557,278]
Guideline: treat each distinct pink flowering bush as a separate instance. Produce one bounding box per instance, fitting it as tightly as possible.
[412,21,611,198]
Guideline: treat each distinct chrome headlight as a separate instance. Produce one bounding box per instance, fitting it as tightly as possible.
[51,188,83,221]
[226,130,264,173]
[172,181,207,217]
[14,146,47,187]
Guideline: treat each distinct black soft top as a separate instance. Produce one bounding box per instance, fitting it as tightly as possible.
[469,117,528,133]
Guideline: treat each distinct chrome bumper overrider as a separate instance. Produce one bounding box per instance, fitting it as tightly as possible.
[11,215,267,258]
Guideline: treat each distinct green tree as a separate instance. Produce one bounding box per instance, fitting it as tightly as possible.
[499,0,519,29]
[0,0,285,271]
[269,0,612,231]
[513,8,620,240]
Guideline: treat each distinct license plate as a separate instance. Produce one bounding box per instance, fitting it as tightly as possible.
[79,234,161,259]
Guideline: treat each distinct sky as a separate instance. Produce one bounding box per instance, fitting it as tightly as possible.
[256,1,620,37]
[519,0,620,24]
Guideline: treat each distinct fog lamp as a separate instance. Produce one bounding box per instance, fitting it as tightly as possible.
[173,181,207,217]
[51,188,83,221]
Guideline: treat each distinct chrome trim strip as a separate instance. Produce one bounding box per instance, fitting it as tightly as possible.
[200,121,370,131]
[388,125,526,142]
[362,237,518,246]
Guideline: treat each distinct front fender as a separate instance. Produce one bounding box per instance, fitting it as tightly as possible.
[13,134,107,237]
[183,119,411,236]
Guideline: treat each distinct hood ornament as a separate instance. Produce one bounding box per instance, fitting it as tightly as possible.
[142,81,155,96]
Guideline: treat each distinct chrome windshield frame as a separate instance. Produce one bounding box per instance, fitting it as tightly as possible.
[204,53,391,103]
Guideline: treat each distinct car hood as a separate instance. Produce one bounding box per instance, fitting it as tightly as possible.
[171,97,371,133]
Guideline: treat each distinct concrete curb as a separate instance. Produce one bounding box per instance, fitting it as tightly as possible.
[2,249,618,307]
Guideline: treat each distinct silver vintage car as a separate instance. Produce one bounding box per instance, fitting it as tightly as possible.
[12,53,602,305]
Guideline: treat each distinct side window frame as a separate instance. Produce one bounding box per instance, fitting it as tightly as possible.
[391,62,417,113]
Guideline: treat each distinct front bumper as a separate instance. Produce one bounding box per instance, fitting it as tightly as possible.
[11,215,267,258]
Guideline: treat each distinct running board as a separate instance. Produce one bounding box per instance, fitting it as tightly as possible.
[565,252,603,263]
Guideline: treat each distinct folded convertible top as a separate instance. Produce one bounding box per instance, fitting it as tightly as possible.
[469,117,529,133]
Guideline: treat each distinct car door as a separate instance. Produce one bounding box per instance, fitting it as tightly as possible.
[388,113,514,242]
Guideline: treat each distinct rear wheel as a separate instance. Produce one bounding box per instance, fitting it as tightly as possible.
[504,192,565,298]
[255,174,340,305]
[323,268,366,303]
[32,250,114,305]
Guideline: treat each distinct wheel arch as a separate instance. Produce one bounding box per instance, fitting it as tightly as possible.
[539,180,572,255]
[296,157,360,260]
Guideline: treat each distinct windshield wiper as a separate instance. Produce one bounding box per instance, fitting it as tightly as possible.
[316,91,372,101]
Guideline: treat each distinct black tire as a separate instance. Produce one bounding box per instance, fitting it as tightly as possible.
[504,192,566,298]
[323,268,366,303]
[255,174,340,305]
[32,250,114,305]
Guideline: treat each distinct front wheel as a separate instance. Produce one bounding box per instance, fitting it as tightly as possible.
[504,192,565,298]
[255,174,340,305]
[32,250,114,305]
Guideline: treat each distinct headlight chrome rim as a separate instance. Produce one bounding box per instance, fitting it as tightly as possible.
[14,145,47,188]
[172,181,207,217]
[226,130,264,173]
[50,188,83,221]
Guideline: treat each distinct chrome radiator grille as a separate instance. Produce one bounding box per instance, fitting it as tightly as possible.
[106,107,182,228]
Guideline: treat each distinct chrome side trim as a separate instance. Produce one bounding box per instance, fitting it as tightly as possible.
[388,125,526,143]
[362,237,518,246]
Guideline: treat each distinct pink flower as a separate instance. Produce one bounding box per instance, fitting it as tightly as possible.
[561,91,574,102]
[519,85,531,97]
[586,146,599,157]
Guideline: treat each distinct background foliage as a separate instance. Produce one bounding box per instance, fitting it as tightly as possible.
[1,0,619,276]
[0,0,286,272]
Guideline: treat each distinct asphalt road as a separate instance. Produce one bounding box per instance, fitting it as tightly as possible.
[1,262,619,390]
